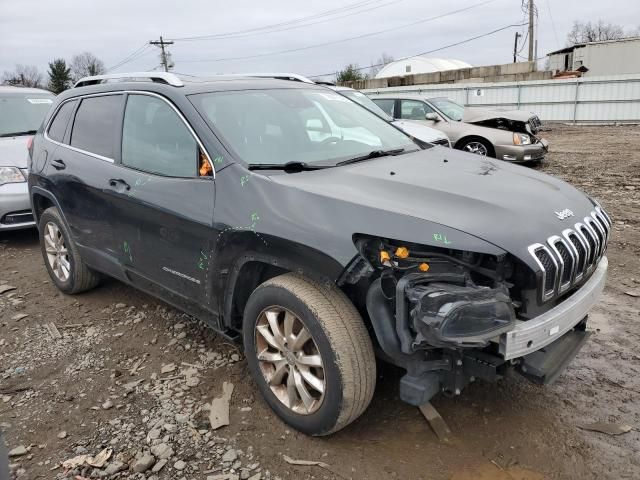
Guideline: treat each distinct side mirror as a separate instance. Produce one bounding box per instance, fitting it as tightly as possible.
[425,112,440,122]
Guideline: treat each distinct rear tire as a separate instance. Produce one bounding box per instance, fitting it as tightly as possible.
[38,207,100,294]
[243,273,376,436]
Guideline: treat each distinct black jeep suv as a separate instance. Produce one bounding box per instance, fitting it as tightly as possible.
[28,72,610,436]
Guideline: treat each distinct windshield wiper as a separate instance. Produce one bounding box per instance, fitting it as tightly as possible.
[336,148,408,166]
[0,130,38,138]
[248,161,332,173]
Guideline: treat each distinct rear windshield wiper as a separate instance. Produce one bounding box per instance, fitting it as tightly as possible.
[336,148,408,166]
[0,130,37,138]
[248,161,332,173]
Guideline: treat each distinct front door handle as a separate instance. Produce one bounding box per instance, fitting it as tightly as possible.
[108,178,131,191]
[51,159,66,170]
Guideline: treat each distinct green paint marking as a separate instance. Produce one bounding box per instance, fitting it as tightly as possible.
[197,250,208,270]
[212,155,224,165]
[240,175,250,187]
[123,241,133,262]
[433,233,452,245]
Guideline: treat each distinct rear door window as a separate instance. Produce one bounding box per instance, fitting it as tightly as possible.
[399,100,435,120]
[70,95,123,159]
[47,100,77,143]
[121,94,198,177]
[372,99,395,117]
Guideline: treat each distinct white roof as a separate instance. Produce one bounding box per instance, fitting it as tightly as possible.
[375,57,472,79]
[0,85,52,95]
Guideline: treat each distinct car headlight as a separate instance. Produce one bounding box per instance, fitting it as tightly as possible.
[513,132,531,145]
[0,167,26,186]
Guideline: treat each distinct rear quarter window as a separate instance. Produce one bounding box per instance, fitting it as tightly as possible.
[47,100,77,143]
[70,95,123,159]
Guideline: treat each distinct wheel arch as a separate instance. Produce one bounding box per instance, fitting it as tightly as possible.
[222,242,345,332]
[30,187,65,228]
[454,135,496,157]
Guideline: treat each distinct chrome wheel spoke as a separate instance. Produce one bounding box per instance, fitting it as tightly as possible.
[257,349,284,363]
[283,310,295,342]
[293,368,315,411]
[298,366,324,394]
[265,310,286,348]
[290,328,311,351]
[268,360,289,386]
[297,354,322,368]
[256,324,284,351]
[286,368,298,407]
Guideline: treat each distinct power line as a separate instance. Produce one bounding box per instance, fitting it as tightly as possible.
[171,0,404,42]
[177,0,497,64]
[544,0,560,48]
[169,0,385,41]
[307,22,527,78]
[105,43,150,72]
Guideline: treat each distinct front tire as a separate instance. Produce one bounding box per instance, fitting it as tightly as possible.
[38,207,100,294]
[243,273,376,436]
[457,137,494,157]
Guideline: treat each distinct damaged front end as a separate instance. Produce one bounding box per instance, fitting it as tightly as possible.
[345,235,594,406]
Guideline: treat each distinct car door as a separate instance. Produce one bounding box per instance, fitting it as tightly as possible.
[103,92,216,308]
[398,99,457,141]
[45,93,126,275]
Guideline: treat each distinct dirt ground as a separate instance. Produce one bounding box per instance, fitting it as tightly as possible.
[1,124,639,480]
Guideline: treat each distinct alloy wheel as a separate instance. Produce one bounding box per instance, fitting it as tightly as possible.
[255,307,326,414]
[44,222,70,282]
[463,141,489,156]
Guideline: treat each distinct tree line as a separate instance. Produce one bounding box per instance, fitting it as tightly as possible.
[1,52,105,94]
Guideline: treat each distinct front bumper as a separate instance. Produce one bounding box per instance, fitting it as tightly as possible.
[0,181,35,231]
[495,138,548,163]
[499,256,607,360]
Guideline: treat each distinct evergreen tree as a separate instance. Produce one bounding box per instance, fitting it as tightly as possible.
[47,59,72,94]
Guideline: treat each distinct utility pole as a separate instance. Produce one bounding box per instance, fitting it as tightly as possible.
[513,32,521,63]
[149,36,174,72]
[528,0,535,62]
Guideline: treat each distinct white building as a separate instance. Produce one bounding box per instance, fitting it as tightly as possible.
[547,37,640,76]
[374,57,472,79]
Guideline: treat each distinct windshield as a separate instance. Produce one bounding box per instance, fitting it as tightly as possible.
[190,88,415,166]
[429,98,464,121]
[338,89,393,122]
[0,92,54,137]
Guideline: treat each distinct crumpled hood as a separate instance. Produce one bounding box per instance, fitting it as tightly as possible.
[463,106,534,123]
[268,147,595,265]
[0,136,30,168]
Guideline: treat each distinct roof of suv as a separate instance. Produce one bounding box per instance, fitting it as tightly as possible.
[71,72,325,96]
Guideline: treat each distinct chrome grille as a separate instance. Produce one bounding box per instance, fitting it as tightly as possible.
[529,115,542,133]
[529,206,610,302]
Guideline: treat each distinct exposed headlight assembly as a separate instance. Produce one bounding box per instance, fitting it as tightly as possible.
[513,132,531,145]
[0,167,26,186]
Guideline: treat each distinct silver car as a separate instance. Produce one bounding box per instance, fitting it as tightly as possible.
[326,85,451,147]
[0,86,54,230]
[370,95,548,163]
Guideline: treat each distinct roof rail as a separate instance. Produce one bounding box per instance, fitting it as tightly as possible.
[74,72,184,88]
[240,73,315,84]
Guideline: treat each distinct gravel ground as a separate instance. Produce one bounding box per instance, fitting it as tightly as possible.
[1,124,639,480]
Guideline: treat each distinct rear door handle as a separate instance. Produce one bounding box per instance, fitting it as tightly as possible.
[51,159,66,170]
[108,178,131,191]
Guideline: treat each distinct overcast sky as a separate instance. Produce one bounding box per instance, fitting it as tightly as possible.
[1,0,639,82]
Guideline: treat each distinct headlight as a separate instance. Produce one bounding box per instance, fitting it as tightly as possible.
[0,167,26,186]
[513,132,531,145]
